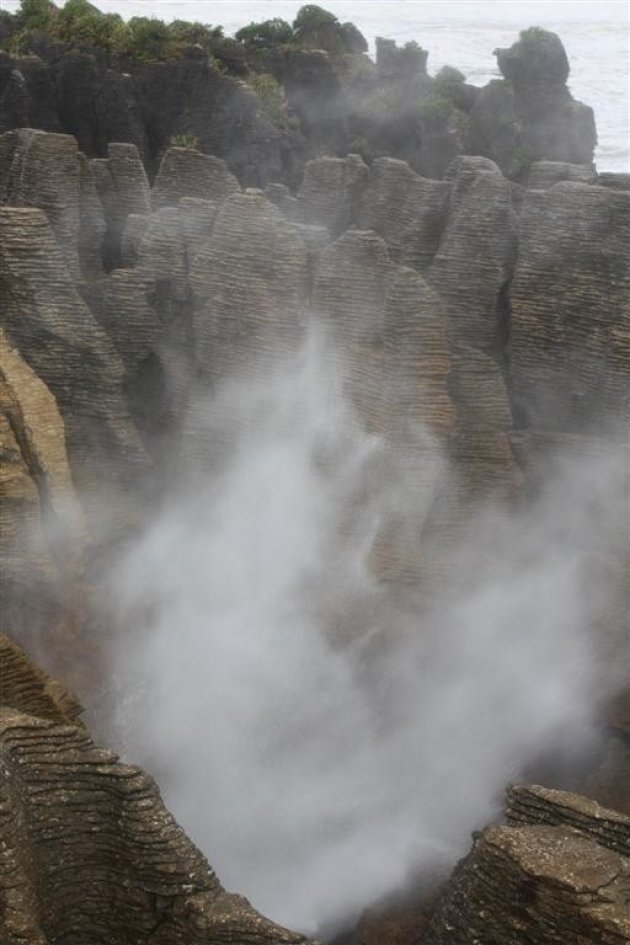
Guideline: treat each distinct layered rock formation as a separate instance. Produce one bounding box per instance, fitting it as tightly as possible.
[0,19,627,939]
[1,119,627,640]
[425,786,630,944]
[0,633,313,945]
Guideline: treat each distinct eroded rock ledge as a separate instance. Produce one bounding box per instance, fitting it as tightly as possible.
[0,632,314,945]
[425,785,630,944]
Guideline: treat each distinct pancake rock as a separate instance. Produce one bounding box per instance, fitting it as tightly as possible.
[356,157,451,273]
[190,190,310,379]
[0,206,149,529]
[0,634,314,945]
[425,786,630,944]
[509,182,630,441]
[0,129,82,279]
[295,154,369,236]
[151,147,240,212]
[313,228,455,583]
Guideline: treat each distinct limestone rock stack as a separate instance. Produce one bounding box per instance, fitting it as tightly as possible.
[509,182,630,445]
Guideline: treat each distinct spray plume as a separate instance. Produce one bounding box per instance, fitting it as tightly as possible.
[108,328,625,936]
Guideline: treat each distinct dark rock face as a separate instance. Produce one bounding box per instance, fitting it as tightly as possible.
[425,786,630,944]
[0,47,290,187]
[0,27,596,187]
[0,634,313,945]
[468,29,596,179]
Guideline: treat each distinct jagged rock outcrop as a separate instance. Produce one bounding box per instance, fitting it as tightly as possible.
[507,784,630,852]
[0,634,313,945]
[0,43,291,185]
[425,786,630,944]
[468,28,596,179]
[0,21,599,187]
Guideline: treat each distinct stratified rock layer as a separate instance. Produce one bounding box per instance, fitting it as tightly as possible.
[0,206,149,528]
[425,786,630,944]
[0,634,313,945]
[510,182,630,438]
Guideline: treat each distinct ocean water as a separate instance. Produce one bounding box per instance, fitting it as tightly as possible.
[3,0,627,171]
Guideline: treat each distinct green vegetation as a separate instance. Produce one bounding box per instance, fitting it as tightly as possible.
[15,0,57,31]
[246,72,287,125]
[511,144,535,169]
[168,132,200,150]
[2,1,367,69]
[235,18,293,48]
[419,95,456,132]
[519,26,551,44]
[3,0,228,62]
[293,4,367,55]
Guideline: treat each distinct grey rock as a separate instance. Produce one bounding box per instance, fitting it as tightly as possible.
[151,148,240,212]
[357,157,451,272]
[296,154,369,235]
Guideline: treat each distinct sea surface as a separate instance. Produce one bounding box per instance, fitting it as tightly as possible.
[2,0,628,170]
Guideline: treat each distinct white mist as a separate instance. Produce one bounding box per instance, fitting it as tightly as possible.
[109,331,622,936]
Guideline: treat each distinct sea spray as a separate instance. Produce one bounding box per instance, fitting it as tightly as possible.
[108,329,622,935]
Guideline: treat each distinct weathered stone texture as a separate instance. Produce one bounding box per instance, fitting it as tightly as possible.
[0,207,149,526]
[509,182,630,436]
[313,229,453,439]
[357,157,451,273]
[151,147,240,211]
[91,142,150,267]
[427,157,519,498]
[191,191,310,379]
[295,154,369,235]
[0,639,313,945]
[77,150,106,280]
[0,325,86,643]
[0,633,82,725]
[0,129,82,279]
[425,812,630,944]
[507,784,630,857]
[429,157,516,353]
[526,160,595,189]
[313,229,455,582]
